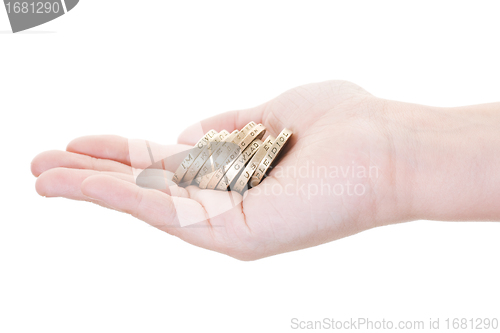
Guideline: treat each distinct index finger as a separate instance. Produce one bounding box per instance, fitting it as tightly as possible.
[67,135,192,172]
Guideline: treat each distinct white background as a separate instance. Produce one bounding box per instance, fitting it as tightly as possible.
[1,1,499,332]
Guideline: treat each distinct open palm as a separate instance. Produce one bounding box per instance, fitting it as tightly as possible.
[32,81,403,260]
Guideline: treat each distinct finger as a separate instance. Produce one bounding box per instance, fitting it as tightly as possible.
[127,139,191,175]
[177,104,268,145]
[66,135,192,171]
[34,168,129,211]
[35,167,137,200]
[31,150,133,177]
[66,135,131,165]
[35,167,193,200]
[81,175,224,252]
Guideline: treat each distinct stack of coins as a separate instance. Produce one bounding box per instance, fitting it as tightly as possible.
[172,122,293,192]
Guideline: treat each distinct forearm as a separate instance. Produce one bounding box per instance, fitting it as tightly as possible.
[387,101,500,222]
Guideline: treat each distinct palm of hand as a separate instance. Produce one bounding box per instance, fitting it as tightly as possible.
[32,81,396,260]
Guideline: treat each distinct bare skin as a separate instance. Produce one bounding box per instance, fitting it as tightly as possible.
[31,81,500,260]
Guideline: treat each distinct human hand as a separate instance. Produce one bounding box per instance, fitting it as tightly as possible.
[31,80,500,260]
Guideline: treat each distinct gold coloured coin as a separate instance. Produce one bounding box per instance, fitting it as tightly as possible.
[172,129,217,184]
[206,123,266,190]
[232,135,275,192]
[202,121,257,189]
[179,130,229,185]
[216,139,263,191]
[194,129,239,186]
[250,128,292,187]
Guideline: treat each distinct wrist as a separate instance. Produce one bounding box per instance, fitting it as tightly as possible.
[384,101,500,222]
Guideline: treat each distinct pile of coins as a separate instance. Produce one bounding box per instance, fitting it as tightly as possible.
[172,122,293,192]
